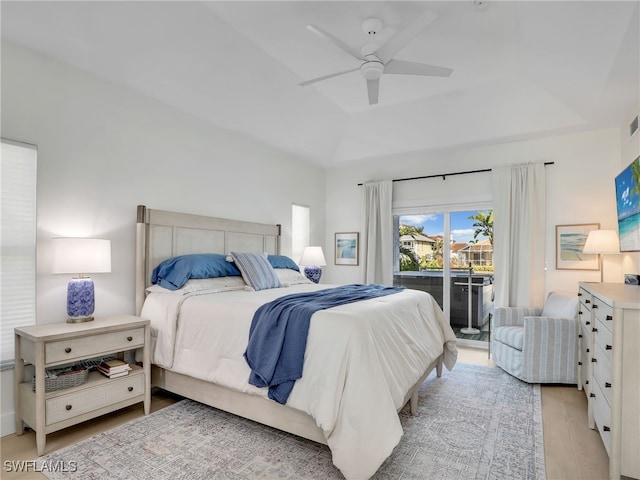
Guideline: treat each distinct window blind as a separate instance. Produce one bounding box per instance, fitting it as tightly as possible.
[1,140,37,366]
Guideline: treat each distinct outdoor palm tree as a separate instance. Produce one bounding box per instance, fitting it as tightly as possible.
[469,210,493,246]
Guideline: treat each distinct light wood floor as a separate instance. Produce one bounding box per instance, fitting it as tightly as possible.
[1,347,609,479]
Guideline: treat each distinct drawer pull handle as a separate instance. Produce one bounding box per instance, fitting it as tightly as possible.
[606,345,612,350]
[591,358,597,363]
[590,393,595,398]
[64,347,71,353]
[606,315,612,321]
[579,311,583,315]
[578,362,582,366]
[578,292,582,296]
[586,300,591,304]
[65,405,72,411]
[585,380,589,385]
[592,328,598,332]
[586,348,590,353]
[603,426,610,432]
[128,386,133,392]
[605,382,611,388]
[586,321,590,325]
[578,334,583,338]
[127,336,133,342]
[593,304,598,309]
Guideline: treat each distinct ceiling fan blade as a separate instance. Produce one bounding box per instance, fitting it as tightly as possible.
[374,10,438,64]
[299,67,360,86]
[385,59,452,77]
[367,79,379,105]
[307,24,363,61]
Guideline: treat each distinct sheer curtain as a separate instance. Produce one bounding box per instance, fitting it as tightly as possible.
[492,163,546,308]
[361,180,393,285]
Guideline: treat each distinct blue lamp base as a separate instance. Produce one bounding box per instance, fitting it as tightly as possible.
[67,277,95,323]
[303,266,322,284]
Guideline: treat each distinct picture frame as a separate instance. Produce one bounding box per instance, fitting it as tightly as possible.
[555,223,600,270]
[335,232,359,266]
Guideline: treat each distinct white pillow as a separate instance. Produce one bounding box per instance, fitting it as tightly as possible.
[275,268,312,286]
[146,276,246,295]
[541,291,579,318]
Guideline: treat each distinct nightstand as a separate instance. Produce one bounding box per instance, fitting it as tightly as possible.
[14,315,151,455]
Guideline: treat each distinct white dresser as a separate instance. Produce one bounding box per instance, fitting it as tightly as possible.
[578,282,640,480]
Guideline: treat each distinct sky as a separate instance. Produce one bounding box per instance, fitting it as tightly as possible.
[400,210,491,245]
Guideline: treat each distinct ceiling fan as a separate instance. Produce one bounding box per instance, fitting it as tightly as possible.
[300,11,453,105]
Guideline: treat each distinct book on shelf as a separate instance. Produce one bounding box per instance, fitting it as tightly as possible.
[97,359,132,378]
[98,369,130,379]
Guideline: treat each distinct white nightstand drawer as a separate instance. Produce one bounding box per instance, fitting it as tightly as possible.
[46,328,144,364]
[46,372,145,425]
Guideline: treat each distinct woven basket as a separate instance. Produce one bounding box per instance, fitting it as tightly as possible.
[32,368,89,392]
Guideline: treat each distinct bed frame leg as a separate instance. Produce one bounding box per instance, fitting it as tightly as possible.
[436,358,443,377]
[410,389,419,415]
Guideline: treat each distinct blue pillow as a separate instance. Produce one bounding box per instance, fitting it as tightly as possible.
[151,253,241,290]
[267,255,300,272]
[230,252,282,291]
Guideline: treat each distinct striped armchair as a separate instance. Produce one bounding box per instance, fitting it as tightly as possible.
[491,292,580,384]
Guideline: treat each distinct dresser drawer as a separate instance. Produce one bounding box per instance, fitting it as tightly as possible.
[579,324,592,392]
[579,303,592,331]
[46,372,145,425]
[593,319,613,364]
[593,342,613,407]
[46,328,145,364]
[591,380,612,457]
[592,300,613,332]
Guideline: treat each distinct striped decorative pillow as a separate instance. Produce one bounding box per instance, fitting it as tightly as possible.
[230,252,282,291]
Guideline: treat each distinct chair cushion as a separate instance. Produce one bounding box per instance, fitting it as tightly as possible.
[542,292,579,318]
[493,326,524,351]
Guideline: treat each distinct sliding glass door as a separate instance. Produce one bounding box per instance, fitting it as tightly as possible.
[393,207,494,347]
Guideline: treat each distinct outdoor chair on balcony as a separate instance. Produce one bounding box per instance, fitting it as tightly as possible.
[491,291,580,384]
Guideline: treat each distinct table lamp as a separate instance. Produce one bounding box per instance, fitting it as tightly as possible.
[582,229,620,282]
[52,238,111,322]
[299,246,326,283]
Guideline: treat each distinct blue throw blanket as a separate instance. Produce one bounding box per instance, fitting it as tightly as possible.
[244,284,404,404]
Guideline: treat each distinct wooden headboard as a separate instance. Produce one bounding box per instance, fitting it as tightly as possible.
[135,205,281,314]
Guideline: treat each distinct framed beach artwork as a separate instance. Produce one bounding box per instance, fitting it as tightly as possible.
[335,232,359,266]
[555,224,600,270]
[615,156,640,252]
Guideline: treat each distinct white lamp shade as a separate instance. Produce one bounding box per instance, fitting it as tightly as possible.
[299,246,327,266]
[52,238,112,274]
[582,230,620,255]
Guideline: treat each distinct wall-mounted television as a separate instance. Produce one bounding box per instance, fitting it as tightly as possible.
[615,156,640,252]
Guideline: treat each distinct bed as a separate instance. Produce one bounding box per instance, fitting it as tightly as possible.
[135,205,458,479]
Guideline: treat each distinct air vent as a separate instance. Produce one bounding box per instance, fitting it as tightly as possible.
[630,115,639,137]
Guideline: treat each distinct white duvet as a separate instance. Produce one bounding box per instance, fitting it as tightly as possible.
[141,283,457,479]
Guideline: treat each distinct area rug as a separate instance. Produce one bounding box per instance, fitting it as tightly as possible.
[39,363,545,479]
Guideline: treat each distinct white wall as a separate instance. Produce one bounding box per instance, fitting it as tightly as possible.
[1,42,326,435]
[323,128,628,294]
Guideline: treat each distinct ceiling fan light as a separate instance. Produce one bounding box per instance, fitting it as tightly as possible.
[360,60,384,80]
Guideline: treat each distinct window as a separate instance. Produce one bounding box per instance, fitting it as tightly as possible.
[291,204,309,264]
[1,139,37,366]
[393,204,494,347]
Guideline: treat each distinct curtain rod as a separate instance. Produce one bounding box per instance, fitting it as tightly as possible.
[357,161,554,186]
